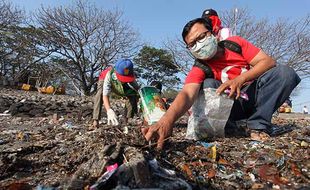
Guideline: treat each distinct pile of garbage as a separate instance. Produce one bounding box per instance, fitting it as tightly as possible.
[0,88,94,118]
[0,88,309,189]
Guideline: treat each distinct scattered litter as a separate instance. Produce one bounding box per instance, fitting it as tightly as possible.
[16,132,30,141]
[300,141,308,147]
[0,110,10,116]
[200,141,214,148]
[0,88,309,189]
[0,139,9,145]
[248,173,256,182]
[123,126,129,134]
[36,185,56,190]
[90,163,118,190]
[61,121,79,129]
[251,183,264,189]
[149,159,192,190]
[0,113,10,116]
[149,158,176,176]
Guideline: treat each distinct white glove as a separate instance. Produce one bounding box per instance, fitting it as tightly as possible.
[107,109,119,126]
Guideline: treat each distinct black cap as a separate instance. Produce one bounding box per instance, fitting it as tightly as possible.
[201,9,218,19]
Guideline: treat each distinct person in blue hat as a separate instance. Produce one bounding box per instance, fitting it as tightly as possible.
[92,59,140,128]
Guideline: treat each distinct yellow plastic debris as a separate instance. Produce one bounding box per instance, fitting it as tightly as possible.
[301,141,308,147]
[21,84,31,91]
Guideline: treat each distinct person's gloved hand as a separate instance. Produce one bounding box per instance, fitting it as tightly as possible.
[107,109,119,125]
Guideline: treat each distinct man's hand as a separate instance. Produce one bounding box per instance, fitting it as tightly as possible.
[107,109,119,125]
[141,83,201,150]
[216,76,246,99]
[216,50,275,99]
[141,119,173,150]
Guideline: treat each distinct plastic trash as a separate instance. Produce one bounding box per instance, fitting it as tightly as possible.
[90,163,118,190]
[123,126,129,134]
[139,86,166,125]
[224,88,249,101]
[200,141,214,148]
[0,139,9,145]
[148,159,192,190]
[61,121,79,129]
[16,132,30,141]
[0,110,10,116]
[186,88,234,140]
[36,185,55,190]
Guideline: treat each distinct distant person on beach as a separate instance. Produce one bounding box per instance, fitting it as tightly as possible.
[303,105,308,114]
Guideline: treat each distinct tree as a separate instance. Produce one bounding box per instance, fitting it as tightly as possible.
[163,38,193,76]
[0,0,25,82]
[134,46,181,88]
[221,8,310,79]
[36,0,140,95]
[0,0,23,27]
[0,1,51,85]
[164,8,310,85]
[0,26,53,83]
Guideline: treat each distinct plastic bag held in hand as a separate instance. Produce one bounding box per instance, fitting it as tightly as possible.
[107,109,119,125]
[186,88,234,140]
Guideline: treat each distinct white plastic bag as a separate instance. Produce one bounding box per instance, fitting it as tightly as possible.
[186,88,234,140]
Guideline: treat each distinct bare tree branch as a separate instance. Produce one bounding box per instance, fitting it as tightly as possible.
[36,0,141,95]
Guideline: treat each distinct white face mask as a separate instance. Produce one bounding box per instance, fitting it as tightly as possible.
[190,34,218,60]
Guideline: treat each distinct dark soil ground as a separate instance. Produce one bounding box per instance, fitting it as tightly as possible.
[0,89,309,190]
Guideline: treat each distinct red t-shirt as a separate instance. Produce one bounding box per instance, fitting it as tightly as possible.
[98,67,112,80]
[185,36,260,84]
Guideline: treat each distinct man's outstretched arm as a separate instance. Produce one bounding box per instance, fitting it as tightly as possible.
[142,83,201,150]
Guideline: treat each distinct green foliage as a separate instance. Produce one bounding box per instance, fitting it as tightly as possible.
[134,46,181,88]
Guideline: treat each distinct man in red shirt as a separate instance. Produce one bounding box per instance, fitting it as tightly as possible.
[142,18,300,149]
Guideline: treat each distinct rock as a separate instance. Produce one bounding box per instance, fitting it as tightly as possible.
[18,104,32,112]
[29,109,44,117]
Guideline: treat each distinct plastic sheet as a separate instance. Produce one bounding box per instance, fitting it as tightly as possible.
[186,88,234,140]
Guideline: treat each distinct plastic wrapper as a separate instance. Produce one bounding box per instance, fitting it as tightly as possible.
[186,88,234,140]
[139,86,167,125]
[90,163,118,190]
